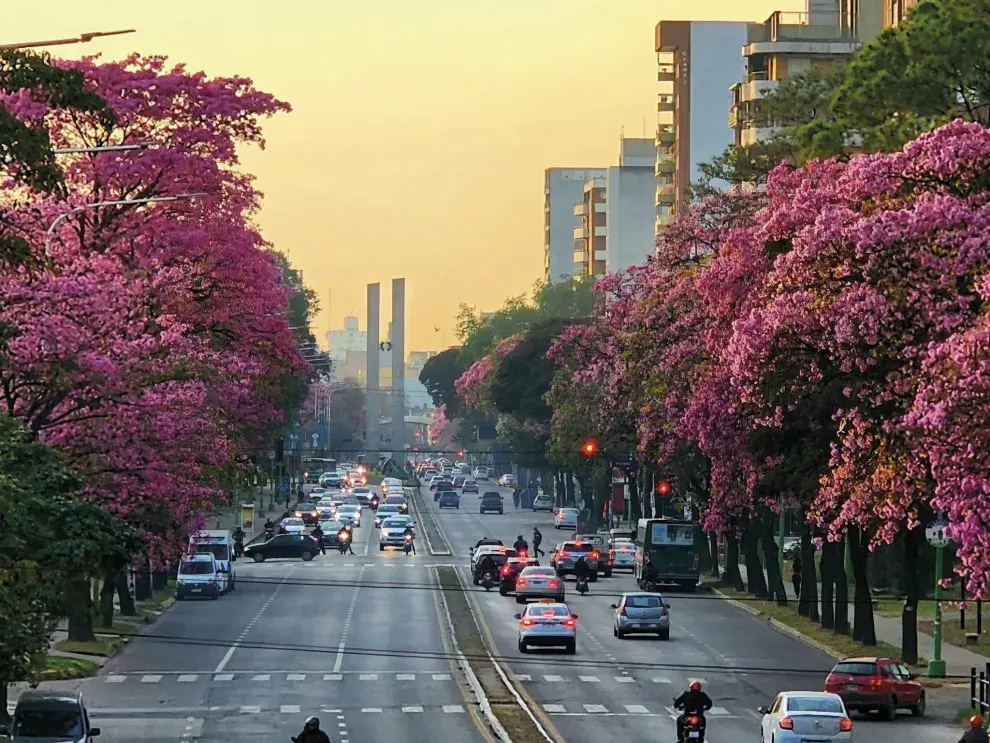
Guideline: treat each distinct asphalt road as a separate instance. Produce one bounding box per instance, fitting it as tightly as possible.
[419,482,962,743]
[7,484,494,743]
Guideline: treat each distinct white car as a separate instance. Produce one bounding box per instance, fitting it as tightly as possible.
[498,474,516,487]
[758,692,853,742]
[532,494,554,511]
[374,504,401,527]
[554,508,579,529]
[176,554,226,600]
[381,477,403,495]
[336,504,362,527]
[515,600,577,654]
[280,517,305,535]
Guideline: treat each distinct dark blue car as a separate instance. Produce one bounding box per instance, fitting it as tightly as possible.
[438,491,460,510]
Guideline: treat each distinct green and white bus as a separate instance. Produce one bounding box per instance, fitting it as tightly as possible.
[634,518,700,592]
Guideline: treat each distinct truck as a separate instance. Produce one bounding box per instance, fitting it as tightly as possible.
[634,518,699,592]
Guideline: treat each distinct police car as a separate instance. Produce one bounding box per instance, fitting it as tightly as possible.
[514,599,577,654]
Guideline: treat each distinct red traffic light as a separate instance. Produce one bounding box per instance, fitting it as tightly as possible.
[655,480,671,495]
[458,449,465,457]
[581,439,598,456]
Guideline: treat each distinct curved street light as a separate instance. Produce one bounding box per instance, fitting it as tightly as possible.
[1,29,136,51]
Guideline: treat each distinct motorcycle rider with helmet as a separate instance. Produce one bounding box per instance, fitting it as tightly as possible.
[291,715,331,743]
[961,715,989,743]
[512,534,529,555]
[674,681,713,742]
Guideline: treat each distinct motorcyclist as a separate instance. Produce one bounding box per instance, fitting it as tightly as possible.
[512,535,529,555]
[291,715,331,743]
[477,551,497,583]
[573,555,591,589]
[232,526,246,556]
[961,715,989,743]
[532,526,545,557]
[403,524,417,554]
[674,681,713,742]
[337,526,354,554]
[311,523,326,555]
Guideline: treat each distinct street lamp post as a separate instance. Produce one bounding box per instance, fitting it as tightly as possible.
[1,29,136,51]
[44,192,207,255]
[778,495,786,572]
[926,517,951,678]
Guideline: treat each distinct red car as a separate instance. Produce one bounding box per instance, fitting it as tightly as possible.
[824,656,925,718]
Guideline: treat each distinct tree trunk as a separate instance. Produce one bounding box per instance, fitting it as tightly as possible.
[742,515,769,597]
[642,470,653,519]
[67,578,96,642]
[152,567,168,591]
[722,532,744,590]
[695,522,712,575]
[134,561,152,601]
[564,471,576,508]
[0,684,9,725]
[820,538,837,629]
[708,533,720,579]
[833,536,850,634]
[628,473,642,523]
[799,526,820,621]
[848,525,877,645]
[762,509,788,604]
[901,526,922,664]
[98,574,116,629]
[116,571,137,617]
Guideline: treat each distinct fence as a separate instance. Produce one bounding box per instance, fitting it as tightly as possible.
[970,664,990,716]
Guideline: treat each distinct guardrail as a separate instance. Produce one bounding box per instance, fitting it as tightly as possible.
[970,664,990,716]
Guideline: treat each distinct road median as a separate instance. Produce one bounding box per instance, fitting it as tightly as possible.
[436,566,558,743]
[409,486,452,556]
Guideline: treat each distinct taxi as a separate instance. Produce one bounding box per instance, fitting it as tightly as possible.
[514,599,577,654]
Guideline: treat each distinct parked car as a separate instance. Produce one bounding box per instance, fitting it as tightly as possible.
[532,493,554,511]
[824,656,925,718]
[498,473,517,487]
[176,554,226,600]
[554,507,579,529]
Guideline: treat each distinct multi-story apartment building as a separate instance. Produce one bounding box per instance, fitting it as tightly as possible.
[544,168,606,283]
[654,21,749,233]
[573,138,658,277]
[728,0,883,147]
[884,0,918,27]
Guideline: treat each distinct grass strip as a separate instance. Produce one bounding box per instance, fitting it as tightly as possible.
[410,487,449,554]
[37,656,100,681]
[438,565,549,743]
[54,636,127,657]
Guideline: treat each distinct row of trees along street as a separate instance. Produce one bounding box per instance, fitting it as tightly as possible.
[0,50,321,718]
[419,0,990,667]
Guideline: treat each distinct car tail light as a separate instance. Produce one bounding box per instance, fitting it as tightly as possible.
[516,578,528,588]
[778,717,794,730]
[562,617,576,627]
[589,551,599,559]
[661,606,669,617]
[560,551,569,558]
[839,718,853,732]
[521,618,535,627]
[501,565,511,576]
[548,579,560,588]
[867,676,884,688]
[687,716,699,726]
[619,607,628,616]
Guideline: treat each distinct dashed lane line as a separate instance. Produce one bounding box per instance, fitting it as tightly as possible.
[333,564,367,673]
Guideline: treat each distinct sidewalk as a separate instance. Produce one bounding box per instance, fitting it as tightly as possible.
[210,486,287,543]
[734,564,988,676]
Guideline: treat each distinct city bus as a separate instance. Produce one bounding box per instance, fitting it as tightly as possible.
[634,518,700,592]
[302,457,337,484]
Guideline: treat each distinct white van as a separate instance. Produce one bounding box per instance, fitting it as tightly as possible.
[188,530,236,592]
[176,554,227,600]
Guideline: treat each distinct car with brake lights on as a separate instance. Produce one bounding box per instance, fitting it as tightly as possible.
[514,565,564,603]
[438,491,460,509]
[471,545,516,583]
[554,507,579,529]
[430,477,453,491]
[824,656,924,718]
[351,489,375,509]
[604,540,637,576]
[480,491,504,514]
[380,517,412,550]
[452,475,466,488]
[279,517,306,536]
[498,556,540,595]
[293,502,319,525]
[245,534,319,562]
[515,600,577,654]
[758,692,854,743]
[461,478,479,493]
[550,541,600,580]
[611,592,671,639]
[383,494,409,513]
[381,477,403,495]
[336,503,362,527]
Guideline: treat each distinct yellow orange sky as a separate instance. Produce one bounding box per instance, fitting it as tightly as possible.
[7,0,797,352]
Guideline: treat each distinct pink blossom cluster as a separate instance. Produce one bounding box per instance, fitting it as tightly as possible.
[0,55,304,559]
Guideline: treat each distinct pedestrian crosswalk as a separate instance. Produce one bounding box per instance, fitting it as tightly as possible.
[250,561,454,568]
[541,703,736,717]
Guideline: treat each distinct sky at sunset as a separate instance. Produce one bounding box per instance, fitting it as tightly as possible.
[7,0,798,352]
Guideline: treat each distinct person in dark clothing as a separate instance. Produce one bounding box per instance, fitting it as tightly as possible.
[477,552,497,582]
[291,715,331,743]
[337,526,354,554]
[573,555,590,581]
[311,524,326,555]
[532,527,545,557]
[791,553,803,599]
[961,715,989,743]
[403,525,417,555]
[512,487,520,509]
[674,681,713,742]
[512,535,529,555]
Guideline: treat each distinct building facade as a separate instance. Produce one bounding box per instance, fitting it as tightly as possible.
[544,167,606,283]
[729,0,883,147]
[654,21,749,234]
[883,0,918,27]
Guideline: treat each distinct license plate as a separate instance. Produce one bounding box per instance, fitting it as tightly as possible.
[688,733,700,739]
[191,588,202,593]
[847,685,858,691]
[632,623,643,628]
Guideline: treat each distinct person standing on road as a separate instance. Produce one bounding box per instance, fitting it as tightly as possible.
[791,553,803,599]
[311,524,326,555]
[512,486,520,509]
[532,527,545,557]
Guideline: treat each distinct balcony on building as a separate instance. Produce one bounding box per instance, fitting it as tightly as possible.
[657,93,676,113]
[656,126,676,145]
[573,225,589,240]
[573,202,587,217]
[657,62,675,83]
[743,11,860,56]
[584,177,606,194]
[594,201,608,213]
[739,123,779,147]
[736,69,780,104]
[656,183,676,206]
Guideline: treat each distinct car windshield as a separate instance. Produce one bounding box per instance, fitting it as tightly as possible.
[526,605,568,617]
[625,595,662,608]
[522,567,554,576]
[283,518,303,526]
[384,520,408,528]
[321,522,343,531]
[180,560,213,574]
[378,507,399,515]
[787,696,844,713]
[832,662,878,676]
[564,543,595,552]
[192,543,229,560]
[385,497,405,505]
[353,487,371,493]
[615,544,635,552]
[295,503,316,510]
[560,509,579,516]
[13,707,84,738]
[339,505,358,511]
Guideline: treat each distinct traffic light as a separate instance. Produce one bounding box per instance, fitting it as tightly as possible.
[457,449,465,457]
[655,480,671,495]
[412,445,419,452]
[580,439,598,457]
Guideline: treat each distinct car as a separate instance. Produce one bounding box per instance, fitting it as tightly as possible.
[5,689,101,742]
[499,557,540,595]
[353,491,375,509]
[515,600,577,653]
[514,565,564,602]
[550,541,600,580]
[375,504,402,527]
[554,507,579,530]
[471,545,517,583]
[758,692,854,742]
[336,504,362,527]
[315,502,335,519]
[604,540,636,576]
[499,474,517,487]
[430,478,453,491]
[318,520,345,545]
[824,657,925,718]
[532,493,554,511]
[383,495,409,513]
[320,472,342,488]
[381,477,403,495]
[380,517,412,550]
[452,475,467,488]
[346,470,367,487]
[245,534,319,562]
[292,502,319,525]
[461,479,479,493]
[473,467,490,481]
[438,491,460,509]
[176,554,226,599]
[480,491,504,514]
[423,470,438,482]
[279,517,306,535]
[611,592,671,639]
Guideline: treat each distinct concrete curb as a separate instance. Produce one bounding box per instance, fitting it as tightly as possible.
[409,486,452,556]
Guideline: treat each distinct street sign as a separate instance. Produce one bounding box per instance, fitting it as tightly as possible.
[926,519,951,548]
[267,450,275,460]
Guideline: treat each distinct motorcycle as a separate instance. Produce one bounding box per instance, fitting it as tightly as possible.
[403,534,413,555]
[263,527,275,541]
[337,532,350,554]
[481,571,496,591]
[675,702,706,742]
[575,575,590,595]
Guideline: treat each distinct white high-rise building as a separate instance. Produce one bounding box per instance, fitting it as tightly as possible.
[544,167,606,283]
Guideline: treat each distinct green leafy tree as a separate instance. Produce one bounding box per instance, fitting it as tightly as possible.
[419,348,469,417]
[328,381,365,449]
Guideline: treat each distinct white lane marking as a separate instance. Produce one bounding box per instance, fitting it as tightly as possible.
[652,676,673,683]
[432,673,451,680]
[543,704,566,713]
[177,675,198,682]
[402,706,424,712]
[324,674,342,681]
[106,675,126,683]
[281,704,301,713]
[543,674,564,682]
[359,674,378,680]
[240,706,261,714]
[213,674,233,681]
[614,676,635,683]
[251,674,270,681]
[362,708,382,713]
[140,675,162,683]
[579,675,600,683]
[584,704,609,713]
[443,705,465,713]
[214,564,297,674]
[286,673,306,681]
[513,674,532,681]
[333,565,366,673]
[625,704,649,713]
[396,673,415,681]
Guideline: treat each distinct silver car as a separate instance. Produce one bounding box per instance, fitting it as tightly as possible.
[550,541,600,579]
[514,566,565,604]
[515,600,577,654]
[379,518,410,550]
[612,592,671,640]
[605,540,636,575]
[336,504,362,527]
[759,692,853,742]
